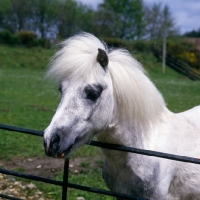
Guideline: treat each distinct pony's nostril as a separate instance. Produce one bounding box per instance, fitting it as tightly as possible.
[53,133,60,144]
[44,131,63,157]
[49,133,61,152]
[47,134,60,156]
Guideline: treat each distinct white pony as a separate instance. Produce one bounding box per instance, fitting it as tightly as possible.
[44,33,200,200]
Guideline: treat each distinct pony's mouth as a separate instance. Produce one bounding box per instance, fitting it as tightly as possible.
[57,133,92,158]
[44,130,93,159]
[57,143,74,158]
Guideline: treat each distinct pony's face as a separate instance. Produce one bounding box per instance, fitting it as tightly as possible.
[44,49,114,158]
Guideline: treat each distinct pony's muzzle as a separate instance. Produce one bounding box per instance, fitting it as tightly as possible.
[44,130,74,158]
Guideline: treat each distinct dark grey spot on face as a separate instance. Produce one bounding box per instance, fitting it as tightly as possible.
[84,84,103,102]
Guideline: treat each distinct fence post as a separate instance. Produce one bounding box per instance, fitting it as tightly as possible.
[62,159,69,200]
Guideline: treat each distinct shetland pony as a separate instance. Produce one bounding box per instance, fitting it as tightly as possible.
[44,33,200,199]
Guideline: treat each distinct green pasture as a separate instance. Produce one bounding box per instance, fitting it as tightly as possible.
[0,45,199,199]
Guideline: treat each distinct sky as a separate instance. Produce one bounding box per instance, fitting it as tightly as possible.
[77,0,200,34]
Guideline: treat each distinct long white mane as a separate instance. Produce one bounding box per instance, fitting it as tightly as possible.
[47,33,166,131]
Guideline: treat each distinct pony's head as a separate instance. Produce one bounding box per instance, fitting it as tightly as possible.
[44,33,165,158]
[44,33,115,158]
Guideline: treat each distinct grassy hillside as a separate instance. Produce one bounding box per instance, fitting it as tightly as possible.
[0,45,199,199]
[0,45,53,69]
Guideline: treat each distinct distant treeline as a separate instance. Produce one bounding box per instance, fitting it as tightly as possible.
[184,29,200,38]
[0,0,180,42]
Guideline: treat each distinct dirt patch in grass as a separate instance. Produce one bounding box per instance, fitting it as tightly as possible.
[0,156,102,178]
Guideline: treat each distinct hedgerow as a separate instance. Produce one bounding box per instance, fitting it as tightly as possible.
[0,30,50,48]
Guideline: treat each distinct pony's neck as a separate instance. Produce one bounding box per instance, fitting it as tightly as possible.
[98,102,167,149]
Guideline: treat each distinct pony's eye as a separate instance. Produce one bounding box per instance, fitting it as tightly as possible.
[86,90,100,101]
[84,85,103,101]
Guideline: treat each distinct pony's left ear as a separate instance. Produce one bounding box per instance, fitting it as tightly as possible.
[97,48,108,70]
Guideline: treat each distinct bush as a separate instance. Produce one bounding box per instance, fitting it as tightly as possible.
[102,37,127,48]
[38,38,51,48]
[167,40,200,71]
[102,37,200,71]
[129,40,152,53]
[0,30,20,45]
[16,31,38,47]
[0,30,51,48]
[102,37,152,54]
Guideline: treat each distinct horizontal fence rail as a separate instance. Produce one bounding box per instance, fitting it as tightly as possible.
[1,124,200,199]
[1,124,200,165]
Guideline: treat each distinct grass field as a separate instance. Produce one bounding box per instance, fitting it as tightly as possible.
[0,45,200,199]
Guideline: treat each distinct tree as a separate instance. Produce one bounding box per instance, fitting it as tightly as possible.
[161,5,179,74]
[144,3,180,73]
[144,3,162,40]
[184,28,200,37]
[144,3,179,40]
[8,0,33,31]
[0,0,11,30]
[95,0,145,40]
[161,5,179,37]
[54,0,94,39]
[93,6,116,38]
[31,0,57,39]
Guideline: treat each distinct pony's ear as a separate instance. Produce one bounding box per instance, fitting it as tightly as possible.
[97,48,108,69]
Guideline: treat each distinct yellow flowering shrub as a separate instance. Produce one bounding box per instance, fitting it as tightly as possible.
[167,40,200,71]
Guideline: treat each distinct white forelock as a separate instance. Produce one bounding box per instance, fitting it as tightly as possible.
[46,32,107,83]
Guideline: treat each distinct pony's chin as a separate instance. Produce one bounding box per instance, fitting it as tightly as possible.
[57,134,92,159]
[57,143,74,159]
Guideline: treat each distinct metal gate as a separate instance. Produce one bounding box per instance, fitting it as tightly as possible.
[1,124,200,200]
